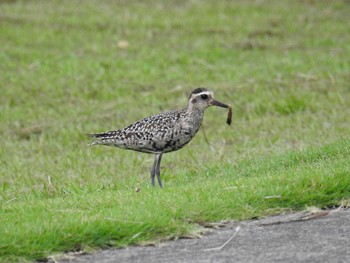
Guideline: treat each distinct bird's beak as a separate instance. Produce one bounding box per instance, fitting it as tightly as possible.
[211,99,229,109]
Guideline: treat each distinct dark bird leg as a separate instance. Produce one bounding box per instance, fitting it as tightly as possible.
[155,153,163,188]
[151,155,157,186]
[151,153,163,188]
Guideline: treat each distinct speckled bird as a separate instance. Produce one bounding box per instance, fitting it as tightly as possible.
[88,88,230,188]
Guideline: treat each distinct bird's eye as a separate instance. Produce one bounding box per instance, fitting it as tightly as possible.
[201,94,208,100]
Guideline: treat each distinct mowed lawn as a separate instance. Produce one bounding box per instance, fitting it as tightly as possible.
[1,0,350,261]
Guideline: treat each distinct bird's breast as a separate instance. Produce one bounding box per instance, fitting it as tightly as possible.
[160,113,204,153]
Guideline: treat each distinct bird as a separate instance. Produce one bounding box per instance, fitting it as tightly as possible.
[87,87,230,188]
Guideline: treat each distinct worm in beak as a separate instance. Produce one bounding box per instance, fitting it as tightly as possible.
[211,99,232,125]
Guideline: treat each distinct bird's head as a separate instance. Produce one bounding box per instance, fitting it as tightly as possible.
[188,87,229,111]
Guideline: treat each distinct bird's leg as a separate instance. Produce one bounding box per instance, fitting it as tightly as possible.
[151,154,157,186]
[155,153,163,188]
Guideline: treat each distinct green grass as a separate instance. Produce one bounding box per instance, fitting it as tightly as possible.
[1,138,350,262]
[1,0,350,261]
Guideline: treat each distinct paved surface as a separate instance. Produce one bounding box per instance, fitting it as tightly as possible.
[62,208,350,263]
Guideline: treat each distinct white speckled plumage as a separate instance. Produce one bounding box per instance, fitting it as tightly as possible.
[88,88,229,187]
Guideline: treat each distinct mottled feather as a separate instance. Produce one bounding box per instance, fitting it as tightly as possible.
[88,108,203,154]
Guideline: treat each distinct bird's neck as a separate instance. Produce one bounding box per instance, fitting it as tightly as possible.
[185,105,205,125]
[186,104,206,115]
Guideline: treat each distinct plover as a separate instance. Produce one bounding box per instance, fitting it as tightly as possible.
[88,88,231,188]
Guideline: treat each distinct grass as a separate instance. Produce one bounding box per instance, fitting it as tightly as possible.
[1,138,350,262]
[0,0,350,261]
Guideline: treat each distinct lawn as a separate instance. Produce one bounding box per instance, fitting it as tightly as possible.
[1,0,350,261]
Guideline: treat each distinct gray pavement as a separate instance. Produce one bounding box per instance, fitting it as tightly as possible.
[62,208,350,263]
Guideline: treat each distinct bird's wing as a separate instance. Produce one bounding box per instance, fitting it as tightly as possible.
[88,110,184,152]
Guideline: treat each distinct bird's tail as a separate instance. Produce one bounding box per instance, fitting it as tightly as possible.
[86,133,105,139]
[86,132,119,146]
[86,133,104,146]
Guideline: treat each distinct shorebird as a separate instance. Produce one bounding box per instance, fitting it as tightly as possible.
[88,88,231,188]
